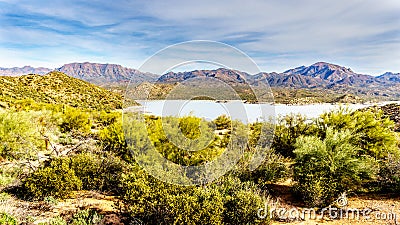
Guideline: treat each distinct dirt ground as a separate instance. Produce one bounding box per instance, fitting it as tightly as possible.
[268,182,400,225]
[0,190,121,224]
[1,183,399,224]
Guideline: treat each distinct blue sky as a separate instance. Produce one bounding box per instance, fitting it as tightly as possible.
[0,0,399,75]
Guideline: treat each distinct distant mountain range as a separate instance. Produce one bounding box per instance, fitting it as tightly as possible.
[1,62,399,90]
[157,62,400,89]
[0,66,51,76]
[0,62,157,84]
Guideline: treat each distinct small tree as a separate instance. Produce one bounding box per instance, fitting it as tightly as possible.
[318,107,399,159]
[293,128,378,207]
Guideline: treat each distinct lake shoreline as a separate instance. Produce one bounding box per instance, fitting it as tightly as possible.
[125,100,400,123]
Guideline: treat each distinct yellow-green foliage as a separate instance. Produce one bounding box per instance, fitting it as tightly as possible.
[96,110,120,127]
[70,152,124,192]
[318,107,399,159]
[0,72,124,110]
[144,115,224,166]
[293,129,378,207]
[60,107,91,134]
[38,216,67,225]
[0,212,17,225]
[272,114,315,158]
[0,111,45,160]
[120,166,269,225]
[23,152,125,199]
[23,157,82,199]
[214,115,231,130]
[99,119,127,156]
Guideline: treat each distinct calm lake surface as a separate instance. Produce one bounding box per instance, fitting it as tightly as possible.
[129,100,399,124]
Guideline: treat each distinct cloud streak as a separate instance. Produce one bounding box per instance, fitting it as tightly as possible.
[0,0,399,75]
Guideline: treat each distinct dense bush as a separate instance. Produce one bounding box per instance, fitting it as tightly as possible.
[169,188,225,225]
[96,111,120,127]
[70,152,124,192]
[98,120,128,158]
[293,129,378,207]
[376,154,400,193]
[223,189,265,224]
[144,115,223,166]
[318,108,399,159]
[0,111,44,160]
[59,108,91,135]
[23,157,82,199]
[120,167,269,225]
[23,151,125,199]
[0,212,17,225]
[239,147,288,185]
[272,114,315,158]
[214,175,269,224]
[214,115,231,130]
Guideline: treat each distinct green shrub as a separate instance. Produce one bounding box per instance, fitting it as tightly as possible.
[293,129,378,207]
[377,154,400,193]
[120,168,269,225]
[223,190,265,224]
[0,212,17,225]
[39,216,67,225]
[318,107,399,159]
[0,172,15,188]
[239,147,288,185]
[272,114,315,158]
[98,120,128,158]
[214,115,231,130]
[170,188,225,225]
[59,108,91,135]
[23,157,82,199]
[0,111,44,160]
[119,167,177,224]
[96,111,120,127]
[143,115,222,166]
[69,209,103,225]
[178,116,202,139]
[70,152,124,192]
[213,176,269,225]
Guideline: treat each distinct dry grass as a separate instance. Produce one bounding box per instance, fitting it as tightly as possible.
[0,190,119,224]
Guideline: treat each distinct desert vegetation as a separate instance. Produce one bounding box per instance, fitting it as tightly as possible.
[0,96,399,225]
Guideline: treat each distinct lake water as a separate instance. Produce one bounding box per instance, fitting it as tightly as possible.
[128,100,399,124]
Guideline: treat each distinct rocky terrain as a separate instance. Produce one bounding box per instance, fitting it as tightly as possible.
[0,71,128,110]
[369,103,400,131]
[56,62,158,84]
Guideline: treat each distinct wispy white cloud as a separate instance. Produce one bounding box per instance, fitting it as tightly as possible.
[0,0,399,75]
